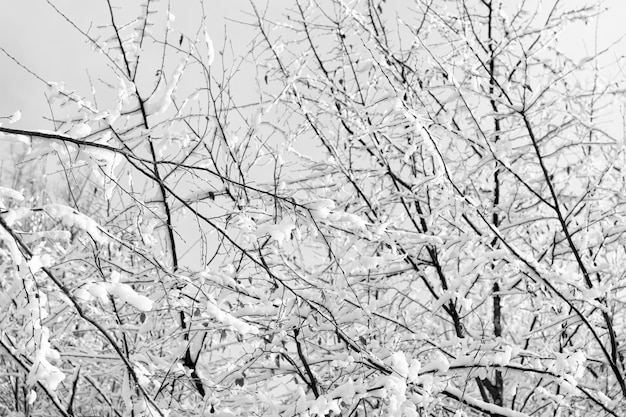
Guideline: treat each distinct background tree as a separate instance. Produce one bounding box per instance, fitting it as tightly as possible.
[1,0,626,416]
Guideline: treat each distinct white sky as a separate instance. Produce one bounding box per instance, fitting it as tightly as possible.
[0,0,624,266]
[0,0,257,128]
[1,0,625,153]
[1,0,625,126]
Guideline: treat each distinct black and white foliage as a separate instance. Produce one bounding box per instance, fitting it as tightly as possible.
[1,1,626,416]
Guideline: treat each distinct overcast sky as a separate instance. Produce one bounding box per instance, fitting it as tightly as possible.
[0,0,256,128]
[1,0,624,266]
[1,0,624,131]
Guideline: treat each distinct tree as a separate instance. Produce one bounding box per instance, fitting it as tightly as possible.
[1,0,626,416]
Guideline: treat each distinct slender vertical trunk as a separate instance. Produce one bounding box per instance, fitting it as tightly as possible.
[487,0,504,408]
